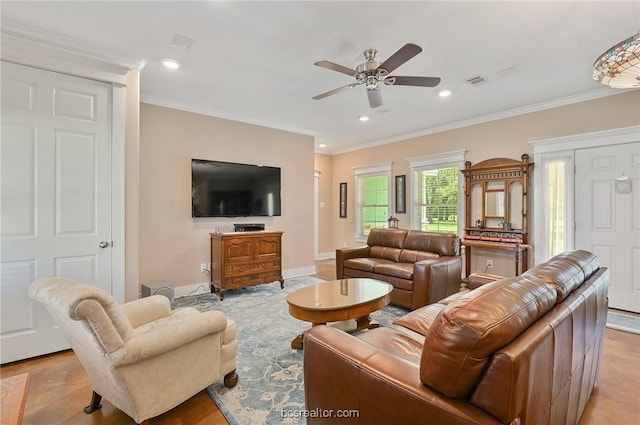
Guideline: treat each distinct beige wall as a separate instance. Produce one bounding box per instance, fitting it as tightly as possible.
[325,91,640,275]
[314,153,334,257]
[139,103,315,292]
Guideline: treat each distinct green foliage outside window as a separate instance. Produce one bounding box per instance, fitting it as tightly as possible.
[361,175,388,235]
[417,168,458,234]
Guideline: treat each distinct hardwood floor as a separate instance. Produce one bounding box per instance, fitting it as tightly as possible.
[2,260,638,425]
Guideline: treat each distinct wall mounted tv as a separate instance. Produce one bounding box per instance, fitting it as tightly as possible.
[191,158,281,217]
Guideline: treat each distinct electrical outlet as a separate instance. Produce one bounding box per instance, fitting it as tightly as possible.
[200,263,208,272]
[486,259,493,269]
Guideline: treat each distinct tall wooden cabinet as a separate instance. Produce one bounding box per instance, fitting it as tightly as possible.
[461,155,533,278]
[210,231,284,300]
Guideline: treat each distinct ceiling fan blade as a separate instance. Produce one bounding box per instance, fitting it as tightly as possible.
[313,83,360,100]
[314,60,358,77]
[378,43,422,74]
[367,87,383,108]
[385,76,441,87]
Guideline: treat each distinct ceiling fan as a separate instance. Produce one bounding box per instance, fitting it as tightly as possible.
[312,43,441,108]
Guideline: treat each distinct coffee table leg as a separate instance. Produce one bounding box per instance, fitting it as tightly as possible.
[291,334,304,350]
[355,315,380,331]
[291,323,325,350]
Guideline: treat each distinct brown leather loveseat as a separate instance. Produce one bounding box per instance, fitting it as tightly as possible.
[336,228,461,310]
[305,250,609,425]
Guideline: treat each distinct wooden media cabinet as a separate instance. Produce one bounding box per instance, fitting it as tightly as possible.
[210,231,284,300]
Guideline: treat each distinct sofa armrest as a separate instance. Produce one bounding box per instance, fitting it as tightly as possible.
[467,272,504,290]
[122,295,172,328]
[335,246,371,279]
[110,309,228,367]
[412,256,462,309]
[303,325,501,425]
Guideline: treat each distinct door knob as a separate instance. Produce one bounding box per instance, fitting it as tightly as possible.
[99,241,110,248]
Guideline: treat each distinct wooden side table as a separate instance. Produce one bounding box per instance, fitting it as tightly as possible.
[1,373,30,425]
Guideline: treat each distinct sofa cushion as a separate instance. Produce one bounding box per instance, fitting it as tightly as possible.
[344,258,395,273]
[398,249,440,263]
[557,250,600,280]
[393,302,446,336]
[373,262,413,280]
[366,228,407,249]
[369,246,402,262]
[419,274,557,398]
[404,230,459,256]
[357,325,424,364]
[523,253,592,303]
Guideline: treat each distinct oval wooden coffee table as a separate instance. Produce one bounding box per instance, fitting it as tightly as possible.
[286,278,393,349]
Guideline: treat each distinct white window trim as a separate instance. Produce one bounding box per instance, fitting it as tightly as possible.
[408,150,465,234]
[353,162,392,242]
[530,125,640,265]
[532,150,574,264]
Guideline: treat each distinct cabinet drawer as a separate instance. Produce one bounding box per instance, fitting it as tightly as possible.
[226,271,281,288]
[224,261,280,275]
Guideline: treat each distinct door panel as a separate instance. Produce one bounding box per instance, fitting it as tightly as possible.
[575,142,640,313]
[1,125,36,237]
[56,131,97,235]
[0,61,112,363]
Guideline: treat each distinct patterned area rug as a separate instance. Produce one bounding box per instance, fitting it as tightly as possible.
[173,276,408,425]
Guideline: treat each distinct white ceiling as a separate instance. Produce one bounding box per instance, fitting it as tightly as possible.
[2,1,639,153]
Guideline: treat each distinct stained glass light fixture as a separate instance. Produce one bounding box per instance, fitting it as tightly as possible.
[592,33,640,88]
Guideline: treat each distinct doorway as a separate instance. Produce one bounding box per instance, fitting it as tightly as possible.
[532,127,640,313]
[575,142,640,313]
[1,62,117,362]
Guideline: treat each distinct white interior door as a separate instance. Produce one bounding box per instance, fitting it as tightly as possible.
[1,61,113,363]
[575,142,640,313]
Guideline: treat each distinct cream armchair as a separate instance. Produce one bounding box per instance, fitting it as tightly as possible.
[29,277,238,424]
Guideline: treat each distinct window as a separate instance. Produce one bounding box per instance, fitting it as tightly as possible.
[354,163,391,240]
[413,168,459,233]
[534,151,574,262]
[546,159,567,256]
[408,151,465,235]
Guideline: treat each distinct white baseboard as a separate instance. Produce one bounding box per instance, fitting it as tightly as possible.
[171,265,318,298]
[174,282,211,298]
[283,265,317,279]
[315,251,335,261]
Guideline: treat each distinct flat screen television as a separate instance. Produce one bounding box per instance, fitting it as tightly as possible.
[191,158,281,217]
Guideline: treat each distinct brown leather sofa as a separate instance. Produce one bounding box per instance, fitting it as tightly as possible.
[336,228,462,310]
[304,250,609,425]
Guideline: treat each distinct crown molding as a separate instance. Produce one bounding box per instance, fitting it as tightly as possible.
[329,87,633,155]
[140,94,316,138]
[1,20,144,69]
[1,21,144,85]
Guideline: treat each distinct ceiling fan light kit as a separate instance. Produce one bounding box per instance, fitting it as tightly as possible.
[313,43,441,108]
[592,32,640,88]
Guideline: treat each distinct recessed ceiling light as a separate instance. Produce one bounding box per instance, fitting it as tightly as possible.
[162,58,181,69]
[438,89,452,97]
[318,143,327,148]
[359,116,370,122]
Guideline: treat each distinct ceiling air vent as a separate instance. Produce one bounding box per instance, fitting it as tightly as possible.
[465,76,487,86]
[170,34,194,50]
